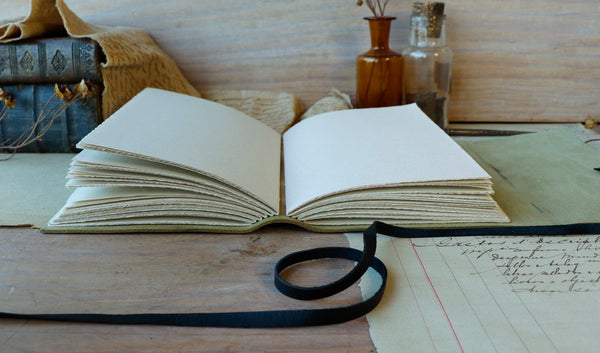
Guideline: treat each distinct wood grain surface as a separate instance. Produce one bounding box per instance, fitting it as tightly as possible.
[5,0,600,123]
[0,225,376,353]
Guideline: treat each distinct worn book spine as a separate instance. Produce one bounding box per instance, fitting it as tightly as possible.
[0,83,102,152]
[0,37,104,84]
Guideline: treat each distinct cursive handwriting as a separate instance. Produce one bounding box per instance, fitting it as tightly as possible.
[416,236,600,294]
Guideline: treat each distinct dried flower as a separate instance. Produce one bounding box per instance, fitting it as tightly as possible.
[584,115,598,129]
[356,0,390,17]
[1,92,14,109]
[54,83,75,101]
[2,80,94,160]
[3,95,16,109]
[0,88,15,109]
[73,79,93,99]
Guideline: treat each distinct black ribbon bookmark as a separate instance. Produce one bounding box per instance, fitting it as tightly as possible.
[2,221,600,328]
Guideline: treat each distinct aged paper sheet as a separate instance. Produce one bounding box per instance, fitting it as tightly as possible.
[347,127,600,352]
[0,153,72,228]
[348,233,600,353]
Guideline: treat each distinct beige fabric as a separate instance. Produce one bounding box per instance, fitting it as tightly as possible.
[0,0,200,120]
[201,90,304,134]
[300,89,352,120]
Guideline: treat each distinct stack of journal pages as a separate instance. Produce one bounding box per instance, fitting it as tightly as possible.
[46,88,509,233]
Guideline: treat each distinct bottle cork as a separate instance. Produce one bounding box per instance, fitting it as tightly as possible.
[412,2,445,16]
[412,2,445,38]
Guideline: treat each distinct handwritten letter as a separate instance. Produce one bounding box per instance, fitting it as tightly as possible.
[349,233,600,353]
[429,236,600,294]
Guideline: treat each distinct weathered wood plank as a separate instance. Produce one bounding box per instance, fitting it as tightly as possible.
[0,226,375,353]
[5,0,600,122]
[5,0,600,123]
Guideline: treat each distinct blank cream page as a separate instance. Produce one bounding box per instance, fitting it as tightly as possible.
[78,88,282,213]
[282,104,490,214]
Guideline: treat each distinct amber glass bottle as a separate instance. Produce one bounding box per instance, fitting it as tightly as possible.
[356,16,403,108]
[402,2,452,128]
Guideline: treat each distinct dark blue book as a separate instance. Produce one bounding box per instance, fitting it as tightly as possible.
[0,37,103,153]
[0,83,101,152]
[0,37,104,84]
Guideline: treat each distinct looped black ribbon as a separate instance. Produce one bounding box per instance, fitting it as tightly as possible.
[2,221,600,327]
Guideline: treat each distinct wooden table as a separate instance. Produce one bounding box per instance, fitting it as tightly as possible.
[0,225,376,352]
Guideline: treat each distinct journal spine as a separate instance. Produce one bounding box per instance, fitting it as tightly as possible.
[0,37,104,84]
[0,83,102,152]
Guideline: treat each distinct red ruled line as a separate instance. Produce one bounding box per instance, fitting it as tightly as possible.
[408,238,466,353]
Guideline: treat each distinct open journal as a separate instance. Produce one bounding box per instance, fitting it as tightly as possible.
[45,88,508,233]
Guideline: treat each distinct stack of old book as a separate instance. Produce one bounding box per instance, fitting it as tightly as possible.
[0,37,104,152]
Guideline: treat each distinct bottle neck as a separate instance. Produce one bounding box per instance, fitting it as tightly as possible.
[365,16,396,50]
[409,15,447,47]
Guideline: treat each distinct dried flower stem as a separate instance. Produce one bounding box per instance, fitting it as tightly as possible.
[357,0,390,17]
[0,80,93,161]
[0,99,74,161]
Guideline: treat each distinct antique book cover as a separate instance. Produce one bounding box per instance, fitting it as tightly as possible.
[0,37,103,84]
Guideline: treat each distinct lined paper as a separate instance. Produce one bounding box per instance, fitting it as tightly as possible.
[349,233,600,353]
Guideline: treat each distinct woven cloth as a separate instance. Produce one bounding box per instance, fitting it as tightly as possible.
[202,90,304,134]
[300,89,352,120]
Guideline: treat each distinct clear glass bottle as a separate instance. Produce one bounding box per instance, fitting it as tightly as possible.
[402,2,452,128]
